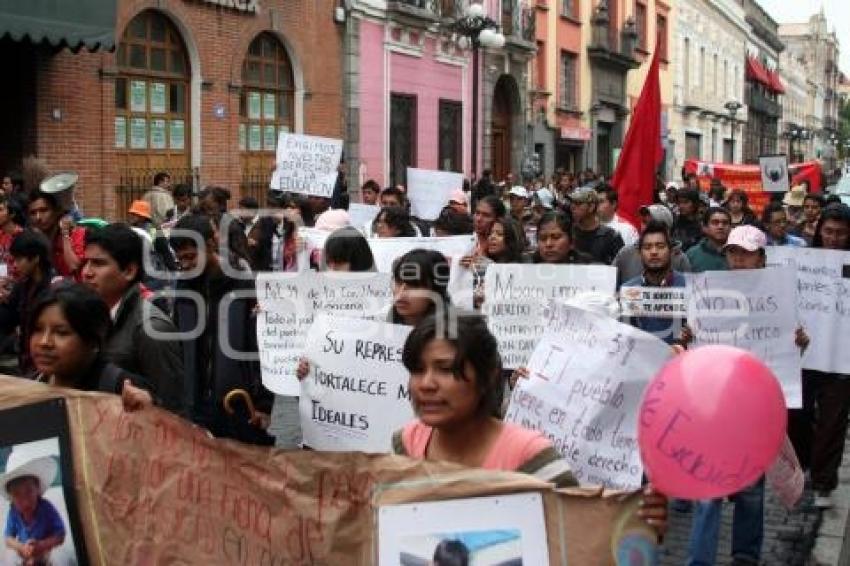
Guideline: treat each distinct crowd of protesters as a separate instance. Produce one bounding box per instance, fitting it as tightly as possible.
[0,161,848,566]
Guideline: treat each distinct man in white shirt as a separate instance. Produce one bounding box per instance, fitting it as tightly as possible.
[596,184,638,247]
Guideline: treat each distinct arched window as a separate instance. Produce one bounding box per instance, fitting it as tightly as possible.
[240,33,295,155]
[115,11,190,170]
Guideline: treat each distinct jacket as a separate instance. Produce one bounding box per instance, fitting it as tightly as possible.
[573,224,625,264]
[103,284,187,417]
[672,215,702,252]
[686,238,728,273]
[173,265,274,445]
[613,242,692,287]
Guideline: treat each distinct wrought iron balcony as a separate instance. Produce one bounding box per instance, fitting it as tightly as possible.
[747,88,781,118]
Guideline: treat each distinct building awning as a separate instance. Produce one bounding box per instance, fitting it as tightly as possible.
[0,0,117,52]
[746,56,783,94]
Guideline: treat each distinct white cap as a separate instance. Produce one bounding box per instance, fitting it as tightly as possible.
[508,186,529,199]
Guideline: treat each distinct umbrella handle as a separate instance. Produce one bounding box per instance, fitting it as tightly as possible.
[223,389,257,422]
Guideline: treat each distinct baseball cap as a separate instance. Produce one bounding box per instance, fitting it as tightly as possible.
[508,186,529,199]
[128,200,152,220]
[722,225,767,252]
[570,186,598,204]
[534,188,555,209]
[639,204,674,229]
[449,189,468,205]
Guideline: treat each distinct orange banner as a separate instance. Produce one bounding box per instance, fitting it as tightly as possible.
[683,160,823,214]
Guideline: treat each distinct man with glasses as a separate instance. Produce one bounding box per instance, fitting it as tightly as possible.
[762,202,807,247]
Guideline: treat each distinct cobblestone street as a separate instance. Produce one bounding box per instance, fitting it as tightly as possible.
[660,430,850,565]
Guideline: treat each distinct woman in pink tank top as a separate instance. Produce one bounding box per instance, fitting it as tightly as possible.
[392,313,667,535]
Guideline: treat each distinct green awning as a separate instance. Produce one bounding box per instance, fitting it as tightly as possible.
[0,0,117,52]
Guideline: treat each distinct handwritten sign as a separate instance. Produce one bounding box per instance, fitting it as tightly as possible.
[620,287,686,318]
[483,264,617,369]
[767,247,850,374]
[406,168,464,221]
[686,268,802,407]
[256,272,393,396]
[347,203,381,231]
[299,315,413,452]
[369,235,475,273]
[505,303,670,490]
[270,133,343,198]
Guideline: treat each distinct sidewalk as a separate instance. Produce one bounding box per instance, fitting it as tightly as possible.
[660,429,850,565]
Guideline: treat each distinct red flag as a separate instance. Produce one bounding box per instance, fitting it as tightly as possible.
[611,46,663,228]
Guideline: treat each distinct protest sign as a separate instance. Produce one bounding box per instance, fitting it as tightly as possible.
[270,133,343,197]
[0,377,657,566]
[446,255,477,311]
[767,247,850,374]
[406,168,464,221]
[686,267,802,407]
[483,264,617,368]
[256,272,393,396]
[369,235,475,273]
[619,286,687,318]
[299,314,413,452]
[759,155,790,193]
[505,303,670,490]
[347,203,381,230]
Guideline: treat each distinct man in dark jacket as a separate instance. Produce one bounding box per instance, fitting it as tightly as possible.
[81,224,187,417]
[169,213,274,445]
[568,186,624,264]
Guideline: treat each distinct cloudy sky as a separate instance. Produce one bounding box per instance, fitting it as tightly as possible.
[756,0,849,73]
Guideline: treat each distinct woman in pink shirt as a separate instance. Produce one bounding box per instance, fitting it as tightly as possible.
[392,313,667,533]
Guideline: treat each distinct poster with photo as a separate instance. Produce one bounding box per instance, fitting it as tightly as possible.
[130,80,147,113]
[169,120,185,150]
[760,154,790,193]
[263,93,276,120]
[248,91,262,120]
[114,117,126,149]
[130,118,147,149]
[378,493,548,566]
[0,399,88,565]
[150,119,167,150]
[149,82,167,114]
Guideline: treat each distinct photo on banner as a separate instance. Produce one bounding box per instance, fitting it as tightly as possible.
[0,399,88,566]
[759,154,790,193]
[378,493,549,566]
[686,267,802,407]
[269,133,343,198]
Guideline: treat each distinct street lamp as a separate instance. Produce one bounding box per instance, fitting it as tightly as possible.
[446,3,505,181]
[725,100,743,162]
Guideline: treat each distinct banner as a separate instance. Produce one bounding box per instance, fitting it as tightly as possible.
[483,264,617,368]
[406,168,464,221]
[369,235,475,273]
[767,247,850,374]
[300,315,413,452]
[684,159,822,214]
[256,272,393,396]
[0,378,656,566]
[686,268,802,407]
[270,133,343,197]
[505,303,671,490]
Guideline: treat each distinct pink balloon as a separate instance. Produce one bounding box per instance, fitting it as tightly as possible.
[638,345,786,500]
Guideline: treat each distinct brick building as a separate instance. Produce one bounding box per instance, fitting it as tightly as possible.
[0,0,344,219]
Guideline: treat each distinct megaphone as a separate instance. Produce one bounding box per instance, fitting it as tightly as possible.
[39,172,78,212]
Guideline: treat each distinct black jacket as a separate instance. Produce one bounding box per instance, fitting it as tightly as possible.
[573,224,625,265]
[173,265,274,445]
[103,284,187,417]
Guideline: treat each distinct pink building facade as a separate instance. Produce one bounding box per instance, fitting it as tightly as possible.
[343,1,536,191]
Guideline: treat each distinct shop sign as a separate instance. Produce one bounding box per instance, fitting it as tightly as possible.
[560,126,591,141]
[197,0,259,13]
